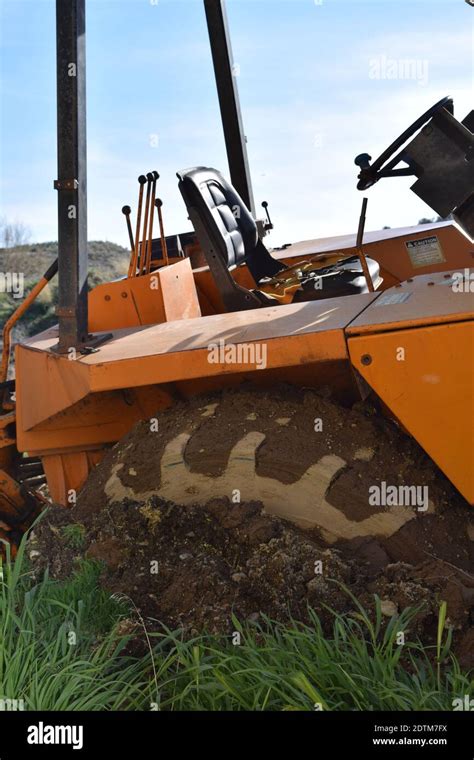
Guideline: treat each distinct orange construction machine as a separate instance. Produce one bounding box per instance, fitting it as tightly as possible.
[0,0,473,550]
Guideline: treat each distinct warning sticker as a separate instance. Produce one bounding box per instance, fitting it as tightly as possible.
[405,236,445,269]
[374,292,412,306]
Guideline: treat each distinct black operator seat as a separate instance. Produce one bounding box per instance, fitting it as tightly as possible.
[177,166,380,312]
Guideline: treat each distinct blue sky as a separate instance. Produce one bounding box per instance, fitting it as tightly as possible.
[0,0,472,248]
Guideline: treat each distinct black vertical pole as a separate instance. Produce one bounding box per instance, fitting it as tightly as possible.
[203,0,255,216]
[54,0,88,352]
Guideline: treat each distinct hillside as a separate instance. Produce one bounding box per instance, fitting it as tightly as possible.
[0,241,130,376]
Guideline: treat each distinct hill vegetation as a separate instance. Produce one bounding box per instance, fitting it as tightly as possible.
[0,241,130,373]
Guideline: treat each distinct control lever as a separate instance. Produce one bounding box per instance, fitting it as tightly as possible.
[355,197,374,292]
[154,198,169,267]
[121,205,135,252]
[261,201,274,231]
[128,174,147,277]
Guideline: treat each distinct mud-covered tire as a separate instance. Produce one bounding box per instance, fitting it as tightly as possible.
[77,386,463,545]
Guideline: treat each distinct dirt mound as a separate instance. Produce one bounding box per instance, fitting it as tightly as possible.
[31,386,474,666]
[32,494,474,667]
[35,498,356,631]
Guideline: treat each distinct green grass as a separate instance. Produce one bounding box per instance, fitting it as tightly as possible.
[0,534,471,712]
[61,523,87,549]
[0,539,149,710]
[151,604,472,711]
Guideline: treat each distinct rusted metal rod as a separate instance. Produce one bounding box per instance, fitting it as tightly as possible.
[137,173,153,275]
[144,171,159,275]
[154,198,169,267]
[128,175,147,277]
[122,205,134,252]
[0,259,58,386]
[356,197,374,292]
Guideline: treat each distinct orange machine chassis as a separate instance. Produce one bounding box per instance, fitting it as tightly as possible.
[3,221,473,523]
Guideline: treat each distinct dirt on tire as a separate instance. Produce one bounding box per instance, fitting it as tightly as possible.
[31,386,474,668]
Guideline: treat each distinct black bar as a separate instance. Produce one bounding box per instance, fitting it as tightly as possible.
[0,710,472,759]
[356,197,368,249]
[55,0,88,352]
[44,258,59,282]
[203,0,255,215]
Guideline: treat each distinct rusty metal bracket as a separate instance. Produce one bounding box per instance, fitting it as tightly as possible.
[54,179,78,190]
[50,331,112,355]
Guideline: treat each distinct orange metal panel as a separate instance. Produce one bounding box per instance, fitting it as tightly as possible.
[348,321,474,505]
[15,294,376,460]
[88,258,201,332]
[88,279,141,331]
[22,294,376,365]
[346,269,474,336]
[41,450,104,504]
[33,385,173,432]
[158,260,202,321]
[14,345,90,431]
[274,222,474,278]
[86,337,319,394]
[16,385,173,454]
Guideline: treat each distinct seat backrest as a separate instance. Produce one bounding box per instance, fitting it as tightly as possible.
[177,166,269,311]
[178,166,284,290]
[177,166,258,268]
